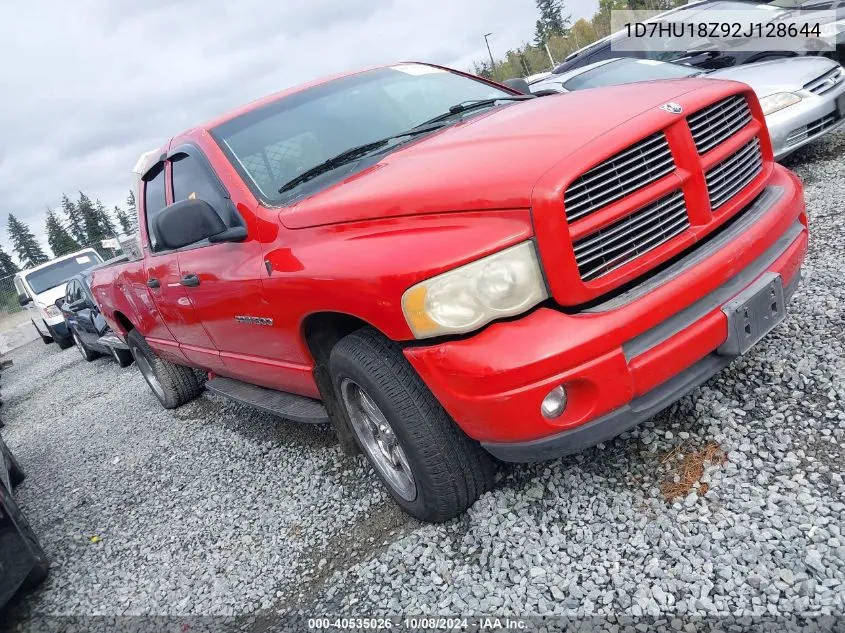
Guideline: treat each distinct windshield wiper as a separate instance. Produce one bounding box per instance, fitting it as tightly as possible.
[278,123,448,194]
[415,96,534,127]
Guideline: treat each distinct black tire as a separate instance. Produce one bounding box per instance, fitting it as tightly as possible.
[0,437,25,487]
[126,329,201,409]
[72,329,99,362]
[109,346,133,368]
[329,327,495,523]
[2,491,49,590]
[33,321,52,345]
[48,325,73,350]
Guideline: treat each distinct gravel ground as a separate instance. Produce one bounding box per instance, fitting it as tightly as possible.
[1,128,844,631]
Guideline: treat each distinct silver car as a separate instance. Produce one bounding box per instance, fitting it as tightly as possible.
[529,57,845,159]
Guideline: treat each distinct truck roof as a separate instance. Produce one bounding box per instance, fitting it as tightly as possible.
[15,247,101,279]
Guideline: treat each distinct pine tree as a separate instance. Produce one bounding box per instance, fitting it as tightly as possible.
[0,247,19,276]
[534,0,571,46]
[7,214,48,268]
[77,192,101,249]
[45,208,79,257]
[125,189,139,233]
[61,194,86,244]
[114,205,132,235]
[95,199,117,238]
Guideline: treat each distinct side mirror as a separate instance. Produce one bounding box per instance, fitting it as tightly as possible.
[55,298,66,310]
[18,294,31,307]
[502,78,531,95]
[154,199,235,251]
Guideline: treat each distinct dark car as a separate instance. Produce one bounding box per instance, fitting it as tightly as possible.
[552,0,832,74]
[58,260,134,367]
[0,434,48,610]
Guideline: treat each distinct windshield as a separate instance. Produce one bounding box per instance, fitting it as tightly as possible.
[24,252,101,295]
[211,65,513,204]
[564,59,700,91]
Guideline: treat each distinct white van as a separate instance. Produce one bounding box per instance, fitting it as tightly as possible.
[14,248,104,348]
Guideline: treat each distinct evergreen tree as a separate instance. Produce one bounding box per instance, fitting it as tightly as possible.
[7,214,48,268]
[125,189,139,233]
[114,205,132,235]
[534,0,571,46]
[77,192,101,248]
[61,194,86,244]
[45,208,79,257]
[0,247,19,276]
[95,199,117,238]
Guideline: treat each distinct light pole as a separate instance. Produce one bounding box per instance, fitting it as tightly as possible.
[483,32,495,71]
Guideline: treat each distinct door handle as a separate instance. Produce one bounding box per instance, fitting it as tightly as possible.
[180,274,200,287]
[147,278,160,289]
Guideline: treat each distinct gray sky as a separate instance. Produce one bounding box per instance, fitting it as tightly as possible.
[0,0,596,260]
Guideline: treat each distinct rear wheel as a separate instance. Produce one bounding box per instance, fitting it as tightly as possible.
[110,346,133,368]
[126,329,201,409]
[329,328,495,523]
[72,330,99,362]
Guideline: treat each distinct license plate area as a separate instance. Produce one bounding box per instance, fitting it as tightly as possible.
[717,272,785,356]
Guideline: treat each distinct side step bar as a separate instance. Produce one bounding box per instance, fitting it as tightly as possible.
[205,376,329,424]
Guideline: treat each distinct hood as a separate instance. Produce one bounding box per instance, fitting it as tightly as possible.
[281,79,713,229]
[31,284,68,309]
[710,57,841,98]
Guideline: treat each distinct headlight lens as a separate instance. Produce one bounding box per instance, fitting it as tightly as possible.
[402,241,548,339]
[42,304,61,319]
[759,92,801,116]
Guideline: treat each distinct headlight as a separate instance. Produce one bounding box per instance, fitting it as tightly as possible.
[42,304,61,319]
[401,241,548,339]
[759,92,801,116]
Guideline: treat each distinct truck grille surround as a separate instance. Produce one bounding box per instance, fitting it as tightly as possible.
[565,92,764,285]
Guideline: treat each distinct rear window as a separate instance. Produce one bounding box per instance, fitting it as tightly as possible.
[24,253,101,295]
[564,59,700,91]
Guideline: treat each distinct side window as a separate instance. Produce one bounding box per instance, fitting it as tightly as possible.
[66,281,78,303]
[171,153,226,212]
[144,163,168,251]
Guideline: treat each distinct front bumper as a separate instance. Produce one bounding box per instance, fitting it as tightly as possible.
[768,82,845,159]
[403,165,807,462]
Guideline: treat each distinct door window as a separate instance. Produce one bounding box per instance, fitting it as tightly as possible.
[144,163,168,252]
[171,153,227,212]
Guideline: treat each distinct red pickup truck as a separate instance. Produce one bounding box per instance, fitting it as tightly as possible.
[91,63,808,522]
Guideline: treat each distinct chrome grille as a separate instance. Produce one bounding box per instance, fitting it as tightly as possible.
[786,112,840,147]
[573,190,689,281]
[803,67,844,96]
[705,138,762,209]
[563,133,674,223]
[688,95,752,154]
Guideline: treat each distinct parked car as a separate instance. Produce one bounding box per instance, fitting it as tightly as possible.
[526,56,845,159]
[552,0,827,74]
[13,248,104,349]
[58,259,134,367]
[90,62,807,522]
[0,434,48,610]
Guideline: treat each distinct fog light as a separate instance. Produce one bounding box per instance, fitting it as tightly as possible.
[540,385,567,419]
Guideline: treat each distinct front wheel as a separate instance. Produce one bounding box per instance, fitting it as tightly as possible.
[33,322,52,345]
[72,330,99,362]
[330,328,495,523]
[126,329,201,409]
